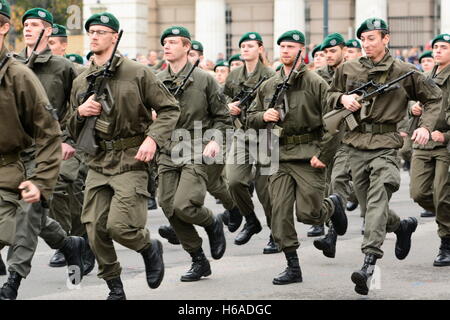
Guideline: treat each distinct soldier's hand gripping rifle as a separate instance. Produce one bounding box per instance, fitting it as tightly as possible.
[266,49,302,156]
[76,30,123,156]
[323,70,415,134]
[171,59,200,97]
[26,29,45,69]
[231,75,268,129]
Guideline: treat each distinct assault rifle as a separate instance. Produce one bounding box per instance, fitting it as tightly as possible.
[76,30,123,156]
[171,59,200,97]
[323,70,415,134]
[231,75,268,129]
[26,29,45,69]
[266,49,302,156]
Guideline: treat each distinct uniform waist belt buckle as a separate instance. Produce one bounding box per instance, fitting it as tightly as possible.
[104,140,114,151]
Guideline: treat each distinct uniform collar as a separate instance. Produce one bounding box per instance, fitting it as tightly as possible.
[275,62,307,85]
[238,60,266,87]
[359,48,394,71]
[433,64,450,85]
[0,45,7,60]
[85,51,124,78]
[159,60,194,85]
[17,46,53,64]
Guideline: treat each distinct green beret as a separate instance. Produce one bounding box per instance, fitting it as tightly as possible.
[65,54,84,65]
[0,0,11,19]
[431,34,450,48]
[160,26,191,46]
[85,12,120,33]
[419,51,433,63]
[276,64,283,72]
[239,32,263,47]
[356,18,389,39]
[50,24,67,37]
[345,39,361,49]
[86,51,94,61]
[311,45,323,57]
[214,61,229,72]
[22,8,53,25]
[191,40,204,53]
[228,53,243,64]
[321,33,345,50]
[277,30,305,45]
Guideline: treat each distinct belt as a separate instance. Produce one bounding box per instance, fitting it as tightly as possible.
[98,135,145,151]
[279,131,321,145]
[0,153,20,167]
[356,123,397,134]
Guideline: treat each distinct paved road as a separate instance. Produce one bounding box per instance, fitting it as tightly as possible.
[2,170,449,300]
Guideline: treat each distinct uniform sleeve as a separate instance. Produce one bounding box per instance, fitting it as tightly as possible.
[404,70,442,133]
[316,79,341,165]
[67,77,87,141]
[19,70,62,200]
[60,64,78,146]
[326,64,347,111]
[141,68,180,148]
[246,82,268,130]
[206,74,232,133]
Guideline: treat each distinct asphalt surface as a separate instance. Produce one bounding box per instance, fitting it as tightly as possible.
[2,169,449,300]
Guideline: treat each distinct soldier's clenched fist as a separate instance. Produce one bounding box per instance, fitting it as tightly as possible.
[77,95,102,117]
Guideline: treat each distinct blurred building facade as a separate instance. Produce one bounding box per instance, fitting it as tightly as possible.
[82,0,447,60]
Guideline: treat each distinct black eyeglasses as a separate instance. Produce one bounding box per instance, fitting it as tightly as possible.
[87,30,116,36]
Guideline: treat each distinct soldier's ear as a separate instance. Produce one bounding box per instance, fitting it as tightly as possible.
[0,22,10,37]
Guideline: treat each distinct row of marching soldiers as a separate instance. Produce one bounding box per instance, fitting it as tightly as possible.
[0,0,449,300]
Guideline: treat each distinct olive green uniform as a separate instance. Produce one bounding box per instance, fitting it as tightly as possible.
[247,64,340,252]
[156,62,230,253]
[0,47,62,254]
[224,60,275,223]
[328,50,442,258]
[316,65,357,209]
[6,47,77,277]
[410,64,450,239]
[68,53,180,280]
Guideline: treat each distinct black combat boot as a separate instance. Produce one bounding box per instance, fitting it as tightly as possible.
[346,201,358,211]
[227,206,243,233]
[263,235,281,254]
[49,249,67,267]
[329,194,348,235]
[140,239,164,289]
[158,225,180,245]
[204,215,226,260]
[219,210,230,227]
[82,234,96,276]
[307,224,325,237]
[148,196,158,210]
[351,254,378,295]
[273,251,303,285]
[59,236,85,284]
[180,248,211,282]
[106,277,126,300]
[0,271,22,300]
[0,253,6,276]
[433,238,450,267]
[313,226,337,258]
[420,210,435,218]
[394,217,418,260]
[234,212,262,245]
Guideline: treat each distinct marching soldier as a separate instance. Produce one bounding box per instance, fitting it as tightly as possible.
[214,61,230,86]
[419,50,435,73]
[68,12,180,299]
[0,0,81,300]
[409,34,450,267]
[309,33,347,239]
[1,7,86,300]
[11,8,94,272]
[224,32,278,253]
[156,26,228,281]
[344,39,363,62]
[48,23,68,56]
[311,45,326,70]
[247,30,346,284]
[228,53,244,71]
[328,18,442,295]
